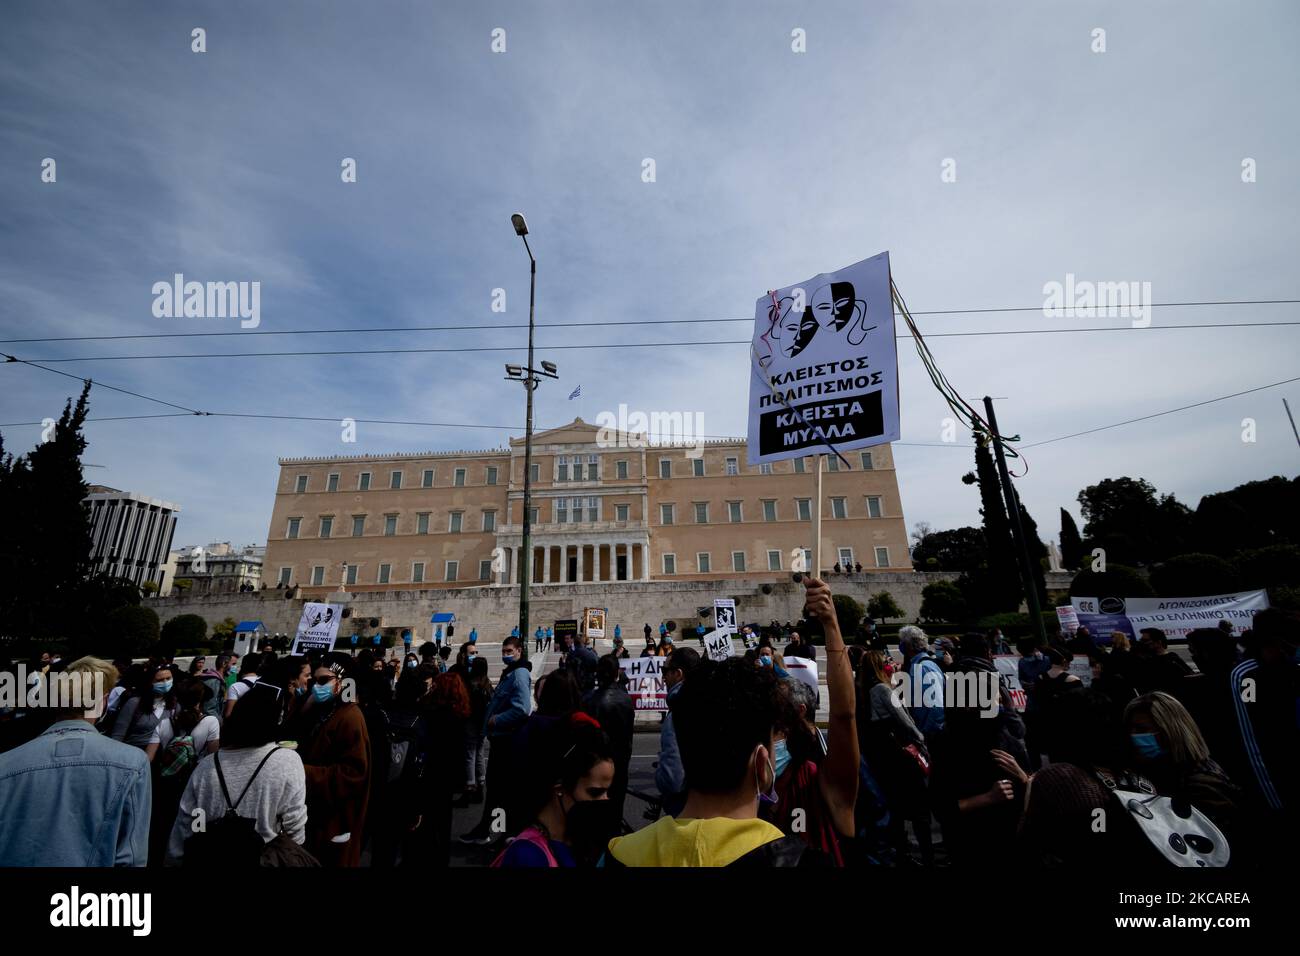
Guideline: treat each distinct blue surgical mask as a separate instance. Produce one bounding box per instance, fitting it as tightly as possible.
[153,680,173,695]
[759,655,772,668]
[406,660,417,669]
[503,653,516,665]
[295,685,308,698]
[1130,732,1164,760]
[773,738,792,778]
[313,683,335,704]
[467,653,477,664]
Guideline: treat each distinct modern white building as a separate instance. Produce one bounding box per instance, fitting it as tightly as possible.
[85,485,181,589]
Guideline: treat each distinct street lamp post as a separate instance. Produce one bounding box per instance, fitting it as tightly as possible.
[507,214,558,645]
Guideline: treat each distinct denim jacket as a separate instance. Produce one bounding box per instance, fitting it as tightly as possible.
[484,662,532,737]
[0,720,152,866]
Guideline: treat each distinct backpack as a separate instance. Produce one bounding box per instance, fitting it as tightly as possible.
[385,712,424,785]
[158,723,199,780]
[490,827,559,868]
[198,676,225,720]
[1095,769,1230,867]
[182,748,281,867]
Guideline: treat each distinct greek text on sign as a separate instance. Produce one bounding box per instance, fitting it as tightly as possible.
[618,656,667,711]
[292,602,343,655]
[747,252,899,464]
[703,629,734,662]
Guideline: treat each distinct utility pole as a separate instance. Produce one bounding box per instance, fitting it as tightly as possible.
[1284,398,1300,450]
[983,396,1047,644]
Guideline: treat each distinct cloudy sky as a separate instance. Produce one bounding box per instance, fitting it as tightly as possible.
[1,0,1297,550]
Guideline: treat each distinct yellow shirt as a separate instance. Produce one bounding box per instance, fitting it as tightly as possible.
[606,815,785,867]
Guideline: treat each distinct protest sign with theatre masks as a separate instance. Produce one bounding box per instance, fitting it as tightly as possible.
[747,252,900,464]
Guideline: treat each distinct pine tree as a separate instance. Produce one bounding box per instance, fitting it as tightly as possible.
[1060,508,1085,569]
[1016,497,1049,609]
[961,434,1022,614]
[0,383,94,642]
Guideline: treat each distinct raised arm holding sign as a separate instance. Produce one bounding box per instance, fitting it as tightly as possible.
[802,576,859,838]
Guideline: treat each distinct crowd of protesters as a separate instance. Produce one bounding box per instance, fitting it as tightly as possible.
[0,580,1295,869]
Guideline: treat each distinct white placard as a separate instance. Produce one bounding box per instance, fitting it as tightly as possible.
[703,629,734,662]
[292,602,342,655]
[713,599,737,635]
[747,251,899,464]
[618,656,667,711]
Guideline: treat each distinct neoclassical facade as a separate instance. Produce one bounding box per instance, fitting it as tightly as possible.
[263,419,910,597]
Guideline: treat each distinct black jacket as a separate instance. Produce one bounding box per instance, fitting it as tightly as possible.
[583,683,634,760]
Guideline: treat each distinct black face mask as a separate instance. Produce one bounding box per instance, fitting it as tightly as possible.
[563,798,619,860]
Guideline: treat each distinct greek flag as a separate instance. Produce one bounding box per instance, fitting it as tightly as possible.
[568,385,581,400]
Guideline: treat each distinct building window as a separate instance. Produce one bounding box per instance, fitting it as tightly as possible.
[378,564,391,585]
[449,512,463,534]
[386,470,399,490]
[838,548,854,568]
[558,456,569,481]
[827,457,840,472]
[861,451,874,470]
[802,548,813,570]
[759,462,772,475]
[831,497,847,519]
[616,460,628,480]
[556,499,568,523]
[697,552,711,573]
[412,562,425,584]
[875,547,890,568]
[866,495,882,518]
[732,551,746,572]
[482,511,496,532]
[454,468,465,487]
[726,457,738,475]
[588,454,599,480]
[319,516,333,538]
[659,458,671,479]
[286,518,301,539]
[660,503,674,525]
[692,458,705,477]
[422,468,434,488]
[295,474,308,493]
[486,466,498,486]
[327,473,339,492]
[359,472,371,491]
[728,501,742,523]
[587,496,598,522]
[794,457,807,474]
[662,553,676,575]
[310,566,324,586]
[445,561,458,582]
[767,550,781,571]
[479,559,492,581]
[530,463,540,483]
[278,566,292,586]
[615,504,629,522]
[352,515,365,536]
[345,564,358,586]
[762,500,777,522]
[384,515,397,536]
[417,513,430,535]
[797,498,811,521]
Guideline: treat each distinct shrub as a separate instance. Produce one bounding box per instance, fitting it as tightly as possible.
[101,605,160,658]
[866,591,904,624]
[1068,564,1153,600]
[1149,553,1240,597]
[160,614,207,652]
[919,580,970,626]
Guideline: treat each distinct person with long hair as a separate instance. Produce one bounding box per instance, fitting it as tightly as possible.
[264,655,311,727]
[167,682,307,865]
[460,656,492,804]
[402,670,472,866]
[460,634,531,846]
[857,648,932,865]
[758,577,858,866]
[495,714,615,868]
[1124,691,1242,838]
[110,662,179,758]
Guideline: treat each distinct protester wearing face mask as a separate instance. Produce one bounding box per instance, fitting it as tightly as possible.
[494,714,616,867]
[298,655,371,866]
[758,577,858,866]
[656,647,701,817]
[460,635,532,846]
[1124,691,1242,841]
[110,663,179,759]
